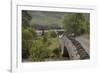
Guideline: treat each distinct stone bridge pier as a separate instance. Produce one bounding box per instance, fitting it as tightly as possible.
[59,35,80,60]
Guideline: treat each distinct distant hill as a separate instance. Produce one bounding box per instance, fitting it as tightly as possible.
[28,11,65,27]
[27,11,90,30]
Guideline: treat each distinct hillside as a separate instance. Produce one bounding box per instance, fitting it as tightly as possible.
[28,11,65,26]
[27,10,90,30]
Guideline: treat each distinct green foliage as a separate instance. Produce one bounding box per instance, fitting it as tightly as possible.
[22,40,33,58]
[42,33,48,43]
[27,28,36,39]
[22,28,33,40]
[22,18,30,29]
[22,28,34,58]
[29,37,53,61]
[63,13,89,35]
[22,11,36,59]
[22,11,32,29]
[22,10,32,21]
[49,31,57,38]
[27,33,61,61]
[52,48,60,57]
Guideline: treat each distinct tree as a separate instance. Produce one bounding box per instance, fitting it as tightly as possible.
[22,11,32,29]
[22,11,36,59]
[63,13,89,35]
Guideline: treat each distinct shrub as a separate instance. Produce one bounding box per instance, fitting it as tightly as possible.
[22,28,36,59]
[50,31,57,38]
[29,38,53,61]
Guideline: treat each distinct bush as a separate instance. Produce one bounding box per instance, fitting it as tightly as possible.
[53,48,60,57]
[22,28,36,59]
[22,28,33,40]
[29,38,53,61]
[42,33,48,43]
[50,31,57,38]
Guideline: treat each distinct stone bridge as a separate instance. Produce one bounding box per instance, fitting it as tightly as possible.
[59,35,90,60]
